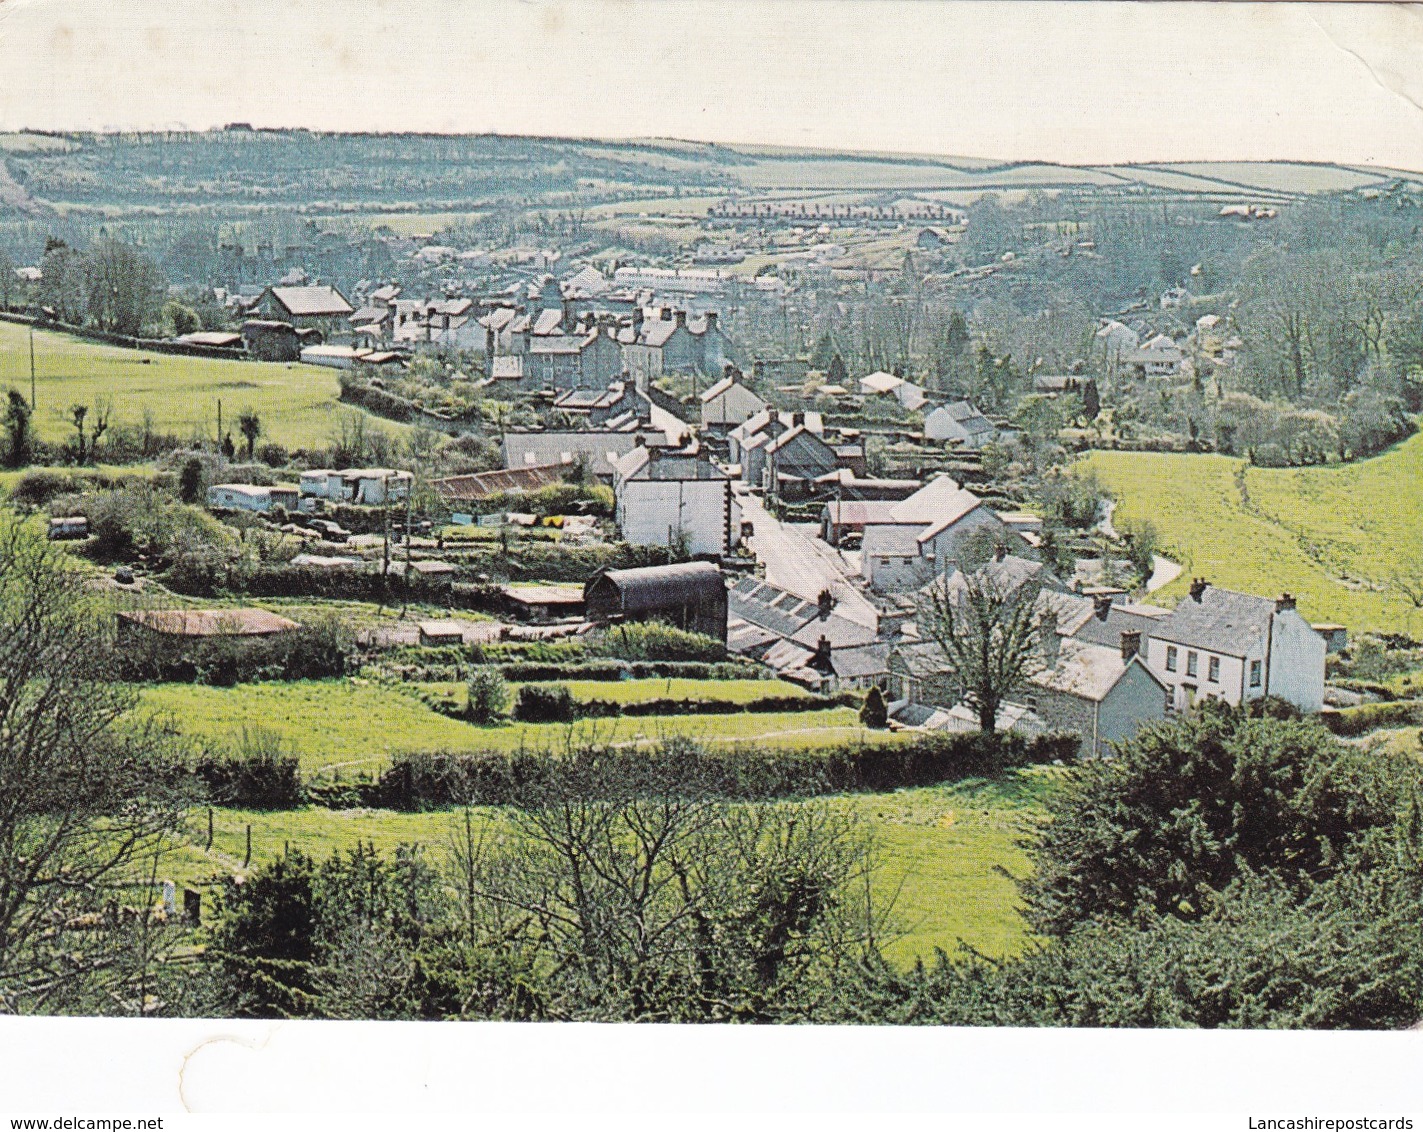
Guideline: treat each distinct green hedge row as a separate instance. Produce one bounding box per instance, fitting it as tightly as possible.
[366,730,1081,810]
[1320,701,1423,737]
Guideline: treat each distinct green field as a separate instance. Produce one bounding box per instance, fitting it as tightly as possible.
[137,679,897,776]
[168,767,1057,965]
[424,677,815,709]
[1081,431,1423,634]
[0,322,408,451]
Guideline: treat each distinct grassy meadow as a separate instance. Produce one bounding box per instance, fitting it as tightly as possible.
[137,679,900,776]
[167,767,1059,965]
[0,321,409,451]
[1081,430,1423,635]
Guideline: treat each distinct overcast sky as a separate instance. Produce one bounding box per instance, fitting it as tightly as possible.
[1,0,1421,170]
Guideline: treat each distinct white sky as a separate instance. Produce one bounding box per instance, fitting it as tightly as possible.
[0,0,1421,170]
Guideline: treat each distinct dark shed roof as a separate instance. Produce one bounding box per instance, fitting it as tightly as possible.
[585,562,725,613]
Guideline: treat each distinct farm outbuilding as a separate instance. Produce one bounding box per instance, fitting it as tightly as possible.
[584,562,728,642]
[500,584,587,623]
[116,608,300,643]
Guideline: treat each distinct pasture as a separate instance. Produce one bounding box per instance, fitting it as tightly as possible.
[169,766,1059,965]
[1081,432,1423,635]
[0,321,408,451]
[137,679,899,776]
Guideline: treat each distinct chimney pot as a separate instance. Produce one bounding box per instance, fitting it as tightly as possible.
[1276,592,1296,612]
[675,309,687,328]
[1190,577,1208,601]
[1120,629,1142,661]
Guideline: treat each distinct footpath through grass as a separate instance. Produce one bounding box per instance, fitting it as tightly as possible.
[1081,430,1423,634]
[167,767,1061,966]
[138,678,897,776]
[0,321,410,450]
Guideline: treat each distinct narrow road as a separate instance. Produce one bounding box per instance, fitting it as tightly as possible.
[738,491,879,628]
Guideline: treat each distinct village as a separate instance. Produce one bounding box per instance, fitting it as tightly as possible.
[2,124,1421,1037]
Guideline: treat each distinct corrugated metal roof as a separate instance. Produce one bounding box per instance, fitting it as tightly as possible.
[586,562,725,613]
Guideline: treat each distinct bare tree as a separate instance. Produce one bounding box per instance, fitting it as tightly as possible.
[0,514,188,1013]
[448,744,888,1022]
[919,567,1061,733]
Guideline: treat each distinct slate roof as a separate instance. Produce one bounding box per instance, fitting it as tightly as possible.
[728,576,877,649]
[614,447,728,482]
[1152,585,1278,657]
[1069,601,1169,650]
[1030,640,1164,704]
[823,500,899,528]
[267,285,352,317]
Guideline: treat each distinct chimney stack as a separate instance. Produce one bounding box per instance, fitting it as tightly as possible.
[1190,577,1208,602]
[995,544,1009,564]
[1276,592,1296,612]
[674,309,687,329]
[705,311,718,333]
[1120,629,1142,661]
[812,634,833,670]
[1094,592,1112,619]
[792,411,804,427]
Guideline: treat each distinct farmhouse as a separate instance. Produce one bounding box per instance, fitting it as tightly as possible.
[255,285,354,339]
[1143,580,1326,713]
[1125,333,1184,378]
[612,445,741,557]
[923,400,996,449]
[858,476,1020,593]
[584,562,729,642]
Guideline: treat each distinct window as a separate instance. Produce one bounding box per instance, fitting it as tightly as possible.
[1208,656,1220,683]
[1165,646,1178,672]
[1186,651,1198,678]
[1250,660,1263,688]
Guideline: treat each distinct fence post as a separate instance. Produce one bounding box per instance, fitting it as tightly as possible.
[207,807,214,850]
[243,824,252,868]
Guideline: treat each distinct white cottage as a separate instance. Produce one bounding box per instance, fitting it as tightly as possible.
[1144,581,1326,713]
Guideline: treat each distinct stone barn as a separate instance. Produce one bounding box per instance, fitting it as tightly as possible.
[583,562,728,642]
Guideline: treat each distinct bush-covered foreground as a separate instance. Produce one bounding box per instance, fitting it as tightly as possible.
[141,702,1423,1025]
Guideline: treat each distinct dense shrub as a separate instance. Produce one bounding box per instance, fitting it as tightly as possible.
[189,727,305,808]
[370,731,1079,811]
[1025,701,1421,936]
[592,621,726,663]
[512,683,576,723]
[466,667,510,724]
[859,686,888,729]
[118,616,358,685]
[1320,700,1423,737]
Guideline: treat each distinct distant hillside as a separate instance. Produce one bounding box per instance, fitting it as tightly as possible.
[1,129,1418,222]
